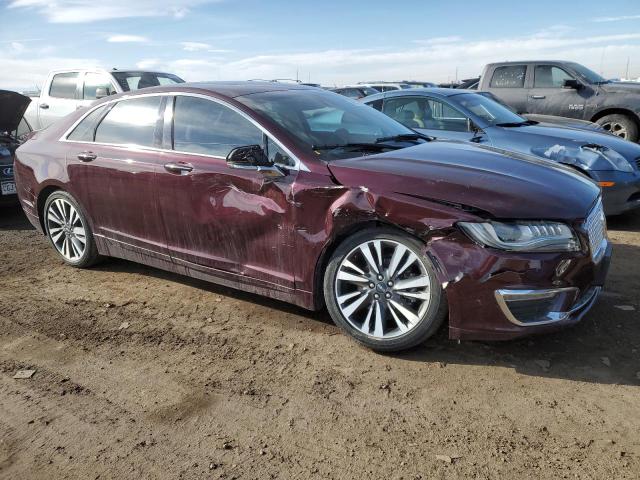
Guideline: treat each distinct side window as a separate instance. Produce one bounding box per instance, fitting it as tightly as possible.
[368,99,383,111]
[382,97,424,128]
[427,99,468,132]
[383,96,468,132]
[266,137,294,167]
[534,65,574,88]
[83,73,116,100]
[173,96,263,157]
[49,72,79,99]
[490,65,526,88]
[67,105,108,142]
[95,97,161,147]
[342,89,361,99]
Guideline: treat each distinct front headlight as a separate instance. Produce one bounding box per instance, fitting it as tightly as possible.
[458,221,580,252]
[582,145,633,173]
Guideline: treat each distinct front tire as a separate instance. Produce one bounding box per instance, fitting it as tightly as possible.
[324,228,447,352]
[596,114,639,142]
[43,191,100,268]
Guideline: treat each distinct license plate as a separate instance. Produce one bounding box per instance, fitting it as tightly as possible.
[1,181,16,195]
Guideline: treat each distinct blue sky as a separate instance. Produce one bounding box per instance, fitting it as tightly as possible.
[1,0,640,90]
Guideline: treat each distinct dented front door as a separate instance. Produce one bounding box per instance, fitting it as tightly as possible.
[156,150,296,288]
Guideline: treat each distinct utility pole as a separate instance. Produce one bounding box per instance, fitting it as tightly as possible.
[626,57,630,80]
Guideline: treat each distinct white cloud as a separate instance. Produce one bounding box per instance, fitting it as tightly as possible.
[10,42,27,54]
[181,41,211,51]
[0,55,99,91]
[107,35,149,43]
[3,28,640,91]
[7,0,220,23]
[593,14,640,23]
[158,29,640,86]
[136,59,161,69]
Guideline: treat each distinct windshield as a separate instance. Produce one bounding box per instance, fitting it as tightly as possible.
[236,89,418,160]
[566,63,608,84]
[111,71,185,92]
[451,92,526,126]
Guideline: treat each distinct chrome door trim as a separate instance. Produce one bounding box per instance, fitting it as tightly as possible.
[59,90,309,172]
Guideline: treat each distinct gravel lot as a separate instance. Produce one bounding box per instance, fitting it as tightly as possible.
[1,203,639,479]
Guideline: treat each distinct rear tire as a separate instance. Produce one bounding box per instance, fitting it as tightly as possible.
[43,191,100,268]
[596,114,639,142]
[323,228,447,352]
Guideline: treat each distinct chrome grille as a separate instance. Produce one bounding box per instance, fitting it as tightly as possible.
[636,157,640,170]
[583,199,606,261]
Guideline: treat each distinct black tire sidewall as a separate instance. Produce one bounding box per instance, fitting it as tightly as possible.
[323,228,447,352]
[43,191,99,268]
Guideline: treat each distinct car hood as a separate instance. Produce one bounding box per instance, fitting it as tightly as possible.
[494,123,640,167]
[327,141,599,220]
[0,90,31,133]
[598,82,640,94]
[522,114,602,132]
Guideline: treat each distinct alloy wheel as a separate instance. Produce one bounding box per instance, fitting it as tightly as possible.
[46,198,87,261]
[334,239,432,339]
[601,121,628,139]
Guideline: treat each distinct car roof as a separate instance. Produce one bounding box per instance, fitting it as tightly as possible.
[108,81,319,99]
[485,60,571,66]
[362,87,475,102]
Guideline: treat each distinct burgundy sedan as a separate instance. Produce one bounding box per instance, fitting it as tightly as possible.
[14,82,611,351]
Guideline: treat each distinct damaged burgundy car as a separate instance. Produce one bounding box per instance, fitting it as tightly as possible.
[14,83,611,351]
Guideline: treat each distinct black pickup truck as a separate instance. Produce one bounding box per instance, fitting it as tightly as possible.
[478,61,640,142]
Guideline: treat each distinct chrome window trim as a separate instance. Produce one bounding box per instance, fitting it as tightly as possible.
[59,91,309,172]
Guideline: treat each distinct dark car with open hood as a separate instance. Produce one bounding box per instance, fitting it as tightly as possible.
[14,83,611,351]
[1,90,32,204]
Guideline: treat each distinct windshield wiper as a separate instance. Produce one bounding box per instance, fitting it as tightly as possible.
[375,132,433,143]
[311,142,403,151]
[495,120,537,128]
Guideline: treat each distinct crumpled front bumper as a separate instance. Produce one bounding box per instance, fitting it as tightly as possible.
[428,231,612,341]
[589,170,640,215]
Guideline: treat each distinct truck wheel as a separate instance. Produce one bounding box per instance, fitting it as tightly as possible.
[596,114,639,142]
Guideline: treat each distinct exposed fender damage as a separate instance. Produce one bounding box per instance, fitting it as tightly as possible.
[533,143,633,172]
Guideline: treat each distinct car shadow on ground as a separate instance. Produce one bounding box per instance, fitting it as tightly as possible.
[0,204,33,231]
[2,205,639,387]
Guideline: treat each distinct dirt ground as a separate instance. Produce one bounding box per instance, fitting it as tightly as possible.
[0,203,639,480]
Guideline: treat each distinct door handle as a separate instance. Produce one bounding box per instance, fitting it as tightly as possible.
[40,103,49,109]
[164,162,193,174]
[77,151,97,162]
[530,95,546,99]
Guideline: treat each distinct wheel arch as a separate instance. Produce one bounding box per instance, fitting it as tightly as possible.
[36,185,62,233]
[312,219,432,310]
[590,108,640,128]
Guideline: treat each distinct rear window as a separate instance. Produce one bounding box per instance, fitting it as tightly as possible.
[49,72,79,99]
[94,97,161,147]
[490,65,526,88]
[111,72,184,92]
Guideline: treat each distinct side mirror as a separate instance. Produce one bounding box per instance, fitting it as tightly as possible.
[226,145,272,168]
[95,87,109,99]
[562,79,582,90]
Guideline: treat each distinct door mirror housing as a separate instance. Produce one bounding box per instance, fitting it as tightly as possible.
[226,145,272,168]
[95,87,110,99]
[562,79,582,90]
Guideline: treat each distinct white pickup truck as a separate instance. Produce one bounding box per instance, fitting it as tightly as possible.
[24,68,184,130]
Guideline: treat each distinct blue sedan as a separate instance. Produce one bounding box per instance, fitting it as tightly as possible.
[363,88,640,215]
